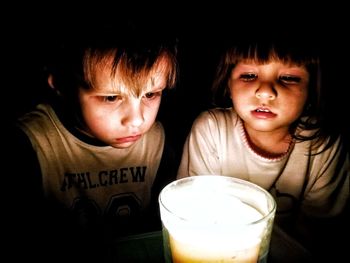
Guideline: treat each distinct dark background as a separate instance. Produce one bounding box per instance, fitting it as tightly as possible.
[4,4,349,155]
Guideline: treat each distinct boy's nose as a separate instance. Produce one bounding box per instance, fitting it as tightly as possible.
[122,103,144,127]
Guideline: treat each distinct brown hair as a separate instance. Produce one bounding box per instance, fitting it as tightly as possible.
[211,35,337,153]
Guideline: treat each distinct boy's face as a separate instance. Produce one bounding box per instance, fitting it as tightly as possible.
[76,59,168,148]
[228,60,309,135]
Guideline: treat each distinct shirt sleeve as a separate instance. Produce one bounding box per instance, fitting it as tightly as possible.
[302,135,349,217]
[294,135,349,260]
[177,111,223,178]
[4,121,55,261]
[7,122,43,203]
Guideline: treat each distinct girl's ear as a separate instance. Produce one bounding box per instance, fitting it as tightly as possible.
[48,74,62,96]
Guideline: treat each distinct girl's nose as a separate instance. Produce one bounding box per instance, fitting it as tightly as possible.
[255,82,276,100]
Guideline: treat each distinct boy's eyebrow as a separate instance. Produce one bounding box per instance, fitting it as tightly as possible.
[91,84,166,95]
[145,86,166,93]
[93,92,121,95]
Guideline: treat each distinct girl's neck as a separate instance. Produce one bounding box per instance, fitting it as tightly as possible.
[242,122,294,160]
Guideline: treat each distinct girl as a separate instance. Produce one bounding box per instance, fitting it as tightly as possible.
[177,34,349,261]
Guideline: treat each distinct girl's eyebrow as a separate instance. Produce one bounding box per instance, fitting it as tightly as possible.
[234,63,259,69]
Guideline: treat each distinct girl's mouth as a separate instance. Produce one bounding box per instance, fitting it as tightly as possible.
[251,108,276,119]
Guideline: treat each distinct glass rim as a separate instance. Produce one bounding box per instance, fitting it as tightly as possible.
[159,175,276,226]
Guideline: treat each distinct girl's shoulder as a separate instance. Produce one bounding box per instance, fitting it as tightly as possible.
[189,108,241,139]
[194,107,239,126]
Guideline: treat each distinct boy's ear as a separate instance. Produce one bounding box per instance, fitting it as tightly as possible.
[48,74,62,96]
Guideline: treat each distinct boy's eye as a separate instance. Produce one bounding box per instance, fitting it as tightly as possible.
[279,75,301,84]
[102,95,121,103]
[144,91,162,99]
[240,73,257,82]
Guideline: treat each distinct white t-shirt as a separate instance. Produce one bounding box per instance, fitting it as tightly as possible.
[18,103,165,233]
[178,108,349,231]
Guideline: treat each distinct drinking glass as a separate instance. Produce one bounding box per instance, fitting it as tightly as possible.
[159,175,276,263]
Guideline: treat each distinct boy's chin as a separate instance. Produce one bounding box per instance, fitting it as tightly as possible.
[110,141,138,149]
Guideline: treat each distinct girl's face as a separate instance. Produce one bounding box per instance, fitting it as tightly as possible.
[229,60,309,135]
[77,60,168,149]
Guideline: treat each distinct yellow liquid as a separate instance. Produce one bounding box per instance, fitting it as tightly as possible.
[169,234,259,263]
[160,176,273,263]
[166,200,263,263]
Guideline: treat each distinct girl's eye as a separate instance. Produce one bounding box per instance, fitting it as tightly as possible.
[240,73,257,82]
[279,75,301,84]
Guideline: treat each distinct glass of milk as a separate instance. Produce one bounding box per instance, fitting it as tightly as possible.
[159,175,276,263]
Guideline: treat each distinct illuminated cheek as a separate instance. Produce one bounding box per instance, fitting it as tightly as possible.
[146,101,161,115]
[231,95,247,112]
[145,107,160,124]
[231,87,247,102]
[84,111,115,133]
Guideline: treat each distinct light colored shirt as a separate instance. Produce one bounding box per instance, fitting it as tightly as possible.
[18,103,164,224]
[178,108,349,226]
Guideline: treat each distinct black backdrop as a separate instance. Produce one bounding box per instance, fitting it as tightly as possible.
[5,5,350,154]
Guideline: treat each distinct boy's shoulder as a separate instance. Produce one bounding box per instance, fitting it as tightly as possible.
[17,103,60,133]
[18,103,55,123]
